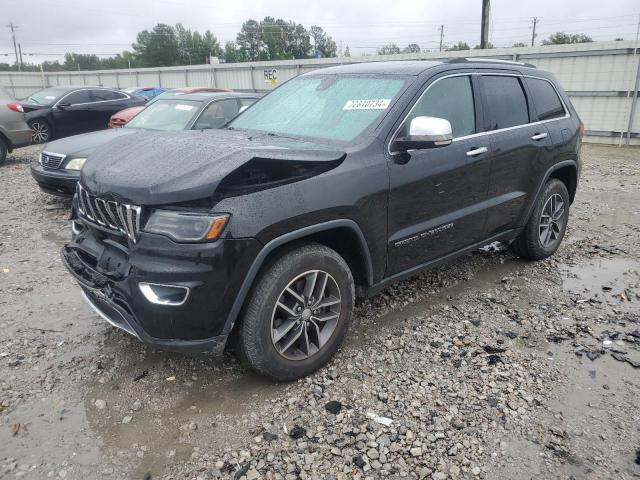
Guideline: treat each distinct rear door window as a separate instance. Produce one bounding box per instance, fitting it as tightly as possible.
[525,77,566,120]
[400,75,476,138]
[481,75,529,130]
[62,90,91,105]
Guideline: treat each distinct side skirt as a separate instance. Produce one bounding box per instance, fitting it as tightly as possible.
[365,228,521,298]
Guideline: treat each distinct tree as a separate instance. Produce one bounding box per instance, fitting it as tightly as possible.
[512,42,527,47]
[377,43,401,55]
[403,43,421,53]
[236,19,266,61]
[344,45,351,57]
[614,37,624,41]
[63,53,101,70]
[309,26,337,58]
[223,42,241,63]
[446,41,470,51]
[288,23,312,59]
[541,32,593,45]
[132,24,180,67]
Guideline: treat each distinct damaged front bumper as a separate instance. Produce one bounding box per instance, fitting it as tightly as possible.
[61,212,261,355]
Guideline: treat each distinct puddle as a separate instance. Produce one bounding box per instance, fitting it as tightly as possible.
[561,258,640,299]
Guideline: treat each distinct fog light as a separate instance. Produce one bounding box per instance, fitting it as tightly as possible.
[71,220,84,235]
[139,282,189,306]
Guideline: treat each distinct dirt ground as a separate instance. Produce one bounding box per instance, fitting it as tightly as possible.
[0,143,639,480]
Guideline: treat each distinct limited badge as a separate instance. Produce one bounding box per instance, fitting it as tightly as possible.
[343,99,391,110]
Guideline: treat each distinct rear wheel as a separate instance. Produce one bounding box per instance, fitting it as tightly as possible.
[511,178,570,260]
[28,119,52,144]
[235,243,354,380]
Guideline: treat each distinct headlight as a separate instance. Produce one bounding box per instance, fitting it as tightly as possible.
[65,158,87,170]
[144,210,229,242]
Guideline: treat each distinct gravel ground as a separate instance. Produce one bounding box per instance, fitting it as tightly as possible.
[1,143,639,480]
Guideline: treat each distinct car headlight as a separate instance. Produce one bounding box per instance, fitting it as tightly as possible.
[144,210,229,242]
[65,158,87,170]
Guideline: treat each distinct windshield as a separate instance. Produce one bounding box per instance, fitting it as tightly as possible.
[125,99,201,131]
[26,88,69,105]
[229,75,407,143]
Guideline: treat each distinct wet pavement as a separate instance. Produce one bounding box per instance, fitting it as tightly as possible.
[0,143,639,479]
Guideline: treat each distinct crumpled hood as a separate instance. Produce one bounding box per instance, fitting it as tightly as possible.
[44,128,137,158]
[81,129,346,206]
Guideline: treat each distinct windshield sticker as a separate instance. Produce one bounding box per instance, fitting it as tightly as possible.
[175,104,194,111]
[343,99,391,110]
[44,96,56,100]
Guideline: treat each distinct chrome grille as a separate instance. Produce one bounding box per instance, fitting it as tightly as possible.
[76,183,141,243]
[41,151,66,170]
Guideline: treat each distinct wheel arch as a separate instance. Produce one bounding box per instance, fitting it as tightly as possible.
[523,160,577,225]
[221,219,374,336]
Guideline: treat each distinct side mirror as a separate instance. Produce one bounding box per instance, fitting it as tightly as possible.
[393,116,453,152]
[56,102,70,110]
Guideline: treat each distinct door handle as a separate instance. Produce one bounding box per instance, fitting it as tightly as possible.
[466,147,488,157]
[531,132,548,141]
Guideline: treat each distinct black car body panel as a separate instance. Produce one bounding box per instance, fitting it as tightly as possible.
[61,60,582,354]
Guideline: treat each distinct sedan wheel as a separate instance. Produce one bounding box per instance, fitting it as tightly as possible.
[29,120,51,144]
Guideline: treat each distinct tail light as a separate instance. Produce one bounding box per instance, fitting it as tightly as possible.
[6,102,23,113]
[578,120,585,137]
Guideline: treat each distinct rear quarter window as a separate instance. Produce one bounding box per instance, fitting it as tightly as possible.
[526,77,566,121]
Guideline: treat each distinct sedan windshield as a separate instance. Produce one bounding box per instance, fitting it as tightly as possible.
[229,75,407,143]
[26,88,69,105]
[125,100,201,131]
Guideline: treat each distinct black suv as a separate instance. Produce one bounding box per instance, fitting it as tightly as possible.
[61,59,582,380]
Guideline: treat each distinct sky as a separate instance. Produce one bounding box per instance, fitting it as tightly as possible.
[2,0,640,65]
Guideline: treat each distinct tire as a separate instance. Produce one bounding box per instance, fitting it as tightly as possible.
[28,119,52,144]
[235,243,355,381]
[511,178,570,260]
[0,137,7,165]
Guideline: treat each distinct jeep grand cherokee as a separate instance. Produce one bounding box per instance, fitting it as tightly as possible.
[61,59,582,380]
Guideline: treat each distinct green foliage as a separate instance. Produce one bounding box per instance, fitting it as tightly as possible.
[63,53,101,70]
[344,45,351,57]
[309,26,337,58]
[402,43,421,53]
[446,42,470,51]
[377,43,401,55]
[512,42,527,47]
[541,32,593,45]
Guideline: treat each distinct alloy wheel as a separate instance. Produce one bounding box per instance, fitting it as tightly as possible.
[30,122,50,143]
[270,270,341,361]
[539,193,565,248]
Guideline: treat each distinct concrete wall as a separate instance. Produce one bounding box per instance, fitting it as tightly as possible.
[1,41,639,145]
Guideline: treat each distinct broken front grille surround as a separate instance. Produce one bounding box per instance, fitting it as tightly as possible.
[76,183,141,243]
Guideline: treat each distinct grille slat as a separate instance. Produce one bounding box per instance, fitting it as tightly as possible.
[76,184,141,243]
[41,152,66,170]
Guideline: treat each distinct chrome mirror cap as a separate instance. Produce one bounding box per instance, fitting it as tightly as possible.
[408,116,453,146]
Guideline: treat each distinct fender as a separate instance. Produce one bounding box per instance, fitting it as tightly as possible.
[221,219,374,335]
[521,159,578,225]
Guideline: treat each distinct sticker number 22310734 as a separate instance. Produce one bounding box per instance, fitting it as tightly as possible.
[343,99,391,110]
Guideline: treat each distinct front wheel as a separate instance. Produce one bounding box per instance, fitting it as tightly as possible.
[235,243,354,380]
[511,178,570,260]
[0,136,7,165]
[28,119,52,144]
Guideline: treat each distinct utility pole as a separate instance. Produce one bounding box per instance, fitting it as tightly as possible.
[7,22,21,72]
[480,0,490,49]
[531,17,539,46]
[18,43,23,68]
[439,25,444,52]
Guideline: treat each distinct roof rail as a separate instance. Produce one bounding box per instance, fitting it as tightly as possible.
[445,57,536,68]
